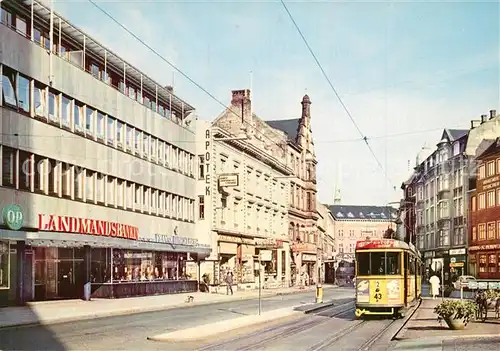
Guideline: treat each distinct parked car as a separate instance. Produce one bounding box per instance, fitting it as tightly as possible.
[452,275,477,290]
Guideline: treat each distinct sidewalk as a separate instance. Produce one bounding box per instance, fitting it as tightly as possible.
[0,284,336,329]
[391,298,500,350]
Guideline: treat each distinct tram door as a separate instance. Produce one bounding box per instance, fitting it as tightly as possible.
[403,252,408,306]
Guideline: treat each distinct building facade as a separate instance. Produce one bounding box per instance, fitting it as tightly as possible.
[0,0,210,306]
[468,138,500,279]
[267,95,320,286]
[408,129,469,284]
[196,90,292,289]
[317,203,335,283]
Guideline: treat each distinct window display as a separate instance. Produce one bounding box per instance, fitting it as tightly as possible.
[0,241,9,288]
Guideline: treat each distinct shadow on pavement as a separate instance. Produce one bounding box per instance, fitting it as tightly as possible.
[0,306,66,351]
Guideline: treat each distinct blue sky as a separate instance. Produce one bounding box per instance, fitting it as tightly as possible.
[54,0,499,206]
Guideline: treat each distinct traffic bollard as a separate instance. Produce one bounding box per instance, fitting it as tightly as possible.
[316,284,323,303]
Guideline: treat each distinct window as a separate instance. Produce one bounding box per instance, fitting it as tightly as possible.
[0,241,9,288]
[150,138,156,160]
[487,161,495,177]
[478,165,486,179]
[478,193,486,210]
[133,130,141,155]
[117,180,124,208]
[471,196,477,212]
[107,177,115,205]
[86,107,94,135]
[126,125,133,150]
[74,102,83,131]
[2,146,16,188]
[159,192,165,216]
[143,187,149,212]
[151,190,157,213]
[497,189,500,207]
[107,117,115,145]
[497,221,500,240]
[95,174,104,203]
[61,95,71,127]
[1,67,16,107]
[116,121,123,146]
[34,83,46,117]
[356,252,401,275]
[478,224,486,240]
[18,151,31,191]
[135,185,142,208]
[487,190,495,208]
[472,226,477,241]
[125,182,133,209]
[48,91,59,122]
[96,112,105,139]
[497,159,500,175]
[453,142,460,156]
[48,160,59,196]
[143,134,149,157]
[74,167,84,200]
[158,141,165,165]
[487,222,496,240]
[17,74,30,113]
[34,155,45,192]
[86,171,95,202]
[61,163,71,198]
[438,229,449,246]
[198,195,205,219]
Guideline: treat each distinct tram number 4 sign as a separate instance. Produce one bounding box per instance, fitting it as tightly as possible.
[374,280,382,302]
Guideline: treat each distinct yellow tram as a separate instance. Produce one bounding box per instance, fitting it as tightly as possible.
[354,239,423,319]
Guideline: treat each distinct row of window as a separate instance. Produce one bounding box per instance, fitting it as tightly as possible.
[1,65,195,177]
[418,228,466,250]
[476,252,500,274]
[1,145,195,222]
[0,4,187,125]
[471,188,500,211]
[472,222,500,242]
[477,158,500,180]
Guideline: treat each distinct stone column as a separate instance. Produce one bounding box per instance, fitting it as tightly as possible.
[83,245,91,300]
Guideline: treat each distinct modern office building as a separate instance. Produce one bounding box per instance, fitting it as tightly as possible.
[0,0,210,306]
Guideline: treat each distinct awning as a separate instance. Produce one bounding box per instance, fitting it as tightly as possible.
[0,230,212,258]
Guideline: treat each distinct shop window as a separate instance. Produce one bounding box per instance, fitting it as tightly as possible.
[1,66,17,107]
[0,241,9,288]
[18,150,31,191]
[1,146,15,188]
[34,155,45,193]
[479,254,487,273]
[488,254,497,273]
[91,248,111,283]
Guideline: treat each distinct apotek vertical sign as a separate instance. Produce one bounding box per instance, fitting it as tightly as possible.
[205,129,211,196]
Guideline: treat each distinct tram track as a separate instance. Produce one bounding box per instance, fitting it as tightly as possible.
[197,300,355,351]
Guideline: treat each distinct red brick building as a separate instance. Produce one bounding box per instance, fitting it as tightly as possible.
[468,137,500,279]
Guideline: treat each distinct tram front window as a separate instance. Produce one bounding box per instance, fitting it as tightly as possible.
[356,252,401,275]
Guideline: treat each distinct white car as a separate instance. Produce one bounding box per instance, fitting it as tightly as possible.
[452,275,477,290]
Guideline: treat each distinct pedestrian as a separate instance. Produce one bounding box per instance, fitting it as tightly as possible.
[226,271,234,295]
[429,274,440,299]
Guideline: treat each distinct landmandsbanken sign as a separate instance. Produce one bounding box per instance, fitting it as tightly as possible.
[38,214,139,240]
[154,234,200,246]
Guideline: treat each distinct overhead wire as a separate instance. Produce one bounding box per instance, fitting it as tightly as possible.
[280,0,394,186]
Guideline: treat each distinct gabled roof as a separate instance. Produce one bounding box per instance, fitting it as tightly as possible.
[445,129,469,142]
[266,119,300,141]
[327,205,397,221]
[477,138,500,159]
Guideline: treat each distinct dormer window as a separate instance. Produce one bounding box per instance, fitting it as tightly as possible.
[381,213,386,218]
[336,212,344,217]
[347,212,354,218]
[359,212,364,217]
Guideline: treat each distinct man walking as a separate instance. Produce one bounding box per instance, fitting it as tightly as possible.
[226,271,234,295]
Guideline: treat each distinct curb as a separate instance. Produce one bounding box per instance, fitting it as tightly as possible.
[0,286,337,330]
[394,334,500,344]
[301,301,336,314]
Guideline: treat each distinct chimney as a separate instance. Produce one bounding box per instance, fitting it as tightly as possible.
[165,85,173,92]
[470,120,481,129]
[490,109,497,120]
[481,114,488,124]
[230,89,252,123]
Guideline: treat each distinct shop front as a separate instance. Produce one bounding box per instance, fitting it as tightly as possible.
[468,243,500,280]
[1,211,211,305]
[291,242,317,286]
[448,248,467,279]
[255,238,291,288]
[217,234,256,288]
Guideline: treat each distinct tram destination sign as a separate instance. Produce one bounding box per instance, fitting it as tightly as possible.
[355,239,406,250]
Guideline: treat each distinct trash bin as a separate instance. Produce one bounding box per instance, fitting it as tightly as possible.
[84,282,91,301]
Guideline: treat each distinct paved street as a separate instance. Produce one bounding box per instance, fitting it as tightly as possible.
[0,287,354,350]
[195,301,399,351]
